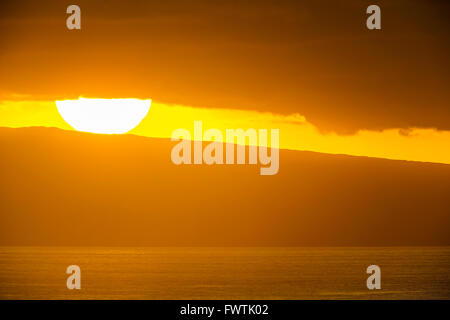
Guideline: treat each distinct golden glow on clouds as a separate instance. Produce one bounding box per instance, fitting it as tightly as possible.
[1,99,450,164]
[56,98,151,134]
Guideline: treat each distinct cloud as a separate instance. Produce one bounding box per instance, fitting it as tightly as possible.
[0,0,449,133]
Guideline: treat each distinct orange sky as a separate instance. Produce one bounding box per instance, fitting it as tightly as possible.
[1,1,449,130]
[1,1,450,253]
[1,99,450,164]
[0,0,449,163]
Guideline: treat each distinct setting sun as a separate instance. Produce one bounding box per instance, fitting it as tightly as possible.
[0,0,449,304]
[55,98,151,134]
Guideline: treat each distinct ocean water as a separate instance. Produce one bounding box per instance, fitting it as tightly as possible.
[0,247,448,299]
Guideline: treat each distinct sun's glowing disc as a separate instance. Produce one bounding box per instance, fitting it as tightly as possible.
[56,98,151,134]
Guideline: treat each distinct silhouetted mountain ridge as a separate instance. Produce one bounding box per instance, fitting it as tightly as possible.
[1,127,449,246]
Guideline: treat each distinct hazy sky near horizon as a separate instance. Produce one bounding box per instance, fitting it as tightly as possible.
[0,0,449,134]
[2,99,450,165]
